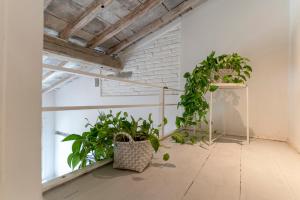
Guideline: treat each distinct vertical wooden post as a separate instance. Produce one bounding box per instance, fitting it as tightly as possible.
[209,92,213,145]
[159,87,165,138]
[246,86,250,144]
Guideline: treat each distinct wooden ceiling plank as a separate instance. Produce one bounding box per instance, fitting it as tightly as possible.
[87,0,163,49]
[60,0,113,39]
[108,0,207,54]
[44,34,122,70]
[44,0,53,10]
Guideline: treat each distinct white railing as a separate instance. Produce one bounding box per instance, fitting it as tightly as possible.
[42,65,182,192]
[43,64,182,137]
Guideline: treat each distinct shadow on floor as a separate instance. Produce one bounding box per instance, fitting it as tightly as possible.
[91,162,177,181]
[91,163,136,179]
[151,162,176,168]
[215,135,246,145]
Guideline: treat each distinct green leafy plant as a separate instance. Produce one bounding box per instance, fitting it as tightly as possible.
[63,111,169,170]
[174,52,252,143]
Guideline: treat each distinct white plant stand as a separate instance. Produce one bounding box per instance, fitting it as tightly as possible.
[209,83,249,145]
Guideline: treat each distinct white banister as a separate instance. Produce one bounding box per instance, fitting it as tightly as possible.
[159,87,166,137]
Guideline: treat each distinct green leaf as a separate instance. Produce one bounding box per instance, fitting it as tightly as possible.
[209,85,218,92]
[171,132,185,144]
[163,153,170,161]
[244,65,252,72]
[72,140,82,153]
[148,113,153,123]
[71,153,81,169]
[67,153,73,168]
[116,111,121,118]
[190,136,197,144]
[149,135,160,152]
[214,75,220,81]
[175,117,184,128]
[244,71,251,78]
[183,72,191,78]
[163,117,168,125]
[240,74,247,81]
[62,134,82,142]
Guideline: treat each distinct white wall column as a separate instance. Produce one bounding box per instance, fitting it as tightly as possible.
[288,0,300,151]
[0,0,43,199]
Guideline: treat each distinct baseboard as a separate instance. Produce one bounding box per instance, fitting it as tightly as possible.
[252,135,287,143]
[287,140,300,154]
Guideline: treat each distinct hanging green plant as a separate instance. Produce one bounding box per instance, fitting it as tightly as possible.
[174,51,252,143]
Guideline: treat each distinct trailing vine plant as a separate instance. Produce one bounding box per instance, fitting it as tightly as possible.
[173,52,252,144]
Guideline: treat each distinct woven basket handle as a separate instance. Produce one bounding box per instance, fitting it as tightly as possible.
[114,132,134,143]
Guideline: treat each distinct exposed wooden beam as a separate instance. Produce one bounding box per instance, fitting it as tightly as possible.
[44,35,122,70]
[108,0,207,54]
[44,0,53,10]
[60,0,113,40]
[87,0,163,49]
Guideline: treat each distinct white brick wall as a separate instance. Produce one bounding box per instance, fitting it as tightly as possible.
[101,24,181,96]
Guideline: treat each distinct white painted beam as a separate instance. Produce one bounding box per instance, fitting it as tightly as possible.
[43,64,168,89]
[42,103,177,112]
[42,76,75,94]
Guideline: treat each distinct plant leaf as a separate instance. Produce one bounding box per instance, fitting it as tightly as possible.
[67,153,73,168]
[72,140,82,153]
[62,134,82,142]
[71,153,81,170]
[163,153,170,161]
[149,135,160,152]
[209,85,218,92]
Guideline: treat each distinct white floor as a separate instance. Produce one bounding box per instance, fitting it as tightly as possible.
[43,137,300,200]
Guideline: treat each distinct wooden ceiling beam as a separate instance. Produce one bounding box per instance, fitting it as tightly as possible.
[87,0,163,49]
[107,0,207,55]
[60,0,113,40]
[44,0,53,10]
[44,35,123,70]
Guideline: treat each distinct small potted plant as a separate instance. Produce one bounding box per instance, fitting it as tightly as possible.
[63,111,169,172]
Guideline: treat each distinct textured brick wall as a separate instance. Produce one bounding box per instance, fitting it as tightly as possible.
[101,24,181,96]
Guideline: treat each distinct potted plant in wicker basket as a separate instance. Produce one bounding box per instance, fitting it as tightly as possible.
[63,111,169,173]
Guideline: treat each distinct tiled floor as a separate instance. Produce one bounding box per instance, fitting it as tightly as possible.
[43,137,300,200]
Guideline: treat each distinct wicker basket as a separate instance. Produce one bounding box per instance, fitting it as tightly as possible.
[113,132,153,172]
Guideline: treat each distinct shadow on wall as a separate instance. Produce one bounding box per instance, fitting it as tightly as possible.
[212,89,253,138]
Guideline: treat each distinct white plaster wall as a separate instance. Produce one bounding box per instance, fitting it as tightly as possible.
[181,0,290,140]
[288,0,300,151]
[42,92,56,182]
[0,0,43,199]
